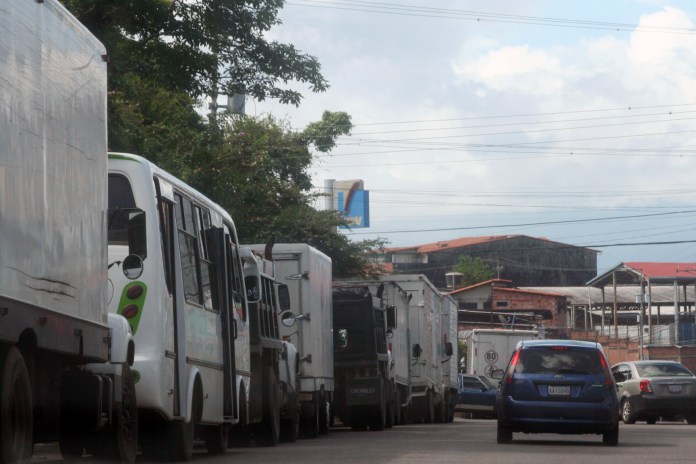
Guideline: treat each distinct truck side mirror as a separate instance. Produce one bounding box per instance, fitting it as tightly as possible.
[128,209,147,259]
[245,275,260,303]
[445,342,453,357]
[412,343,422,358]
[277,284,290,311]
[386,305,397,329]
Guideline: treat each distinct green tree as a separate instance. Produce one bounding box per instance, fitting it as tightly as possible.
[452,255,494,288]
[62,0,329,156]
[186,111,385,278]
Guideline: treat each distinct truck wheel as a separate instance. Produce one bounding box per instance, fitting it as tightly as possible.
[370,383,387,431]
[394,390,402,426]
[318,392,329,435]
[1,347,33,464]
[386,383,394,429]
[111,363,138,463]
[301,395,320,438]
[425,390,435,424]
[88,364,138,462]
[280,410,300,442]
[350,410,367,431]
[201,424,228,454]
[255,368,280,447]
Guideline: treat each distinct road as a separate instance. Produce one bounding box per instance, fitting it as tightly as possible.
[33,418,696,463]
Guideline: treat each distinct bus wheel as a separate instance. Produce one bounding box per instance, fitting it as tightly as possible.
[255,368,280,447]
[168,381,201,461]
[1,347,33,464]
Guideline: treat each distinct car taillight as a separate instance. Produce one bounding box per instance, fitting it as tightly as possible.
[598,352,614,386]
[505,349,521,384]
[640,379,653,393]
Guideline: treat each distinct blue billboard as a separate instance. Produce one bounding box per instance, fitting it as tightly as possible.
[338,189,370,229]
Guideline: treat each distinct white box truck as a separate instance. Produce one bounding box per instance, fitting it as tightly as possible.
[466,329,539,379]
[0,2,143,461]
[369,275,447,423]
[248,244,333,438]
[439,294,459,422]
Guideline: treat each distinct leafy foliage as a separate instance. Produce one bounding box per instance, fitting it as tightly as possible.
[187,111,386,278]
[451,255,495,288]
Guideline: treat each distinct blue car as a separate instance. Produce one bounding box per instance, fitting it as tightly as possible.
[457,374,499,418]
[494,339,620,446]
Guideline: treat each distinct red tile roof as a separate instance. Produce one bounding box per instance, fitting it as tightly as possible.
[623,262,696,279]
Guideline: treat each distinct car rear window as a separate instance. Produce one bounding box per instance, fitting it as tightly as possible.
[515,347,602,375]
[636,363,693,377]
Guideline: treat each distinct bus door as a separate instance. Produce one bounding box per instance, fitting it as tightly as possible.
[208,226,238,421]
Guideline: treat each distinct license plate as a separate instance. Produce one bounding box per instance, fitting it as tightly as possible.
[548,385,571,396]
[669,385,683,393]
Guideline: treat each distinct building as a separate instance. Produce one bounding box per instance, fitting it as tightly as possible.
[450,279,568,337]
[382,235,598,289]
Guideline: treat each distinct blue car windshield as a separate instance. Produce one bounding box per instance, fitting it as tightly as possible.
[515,348,602,375]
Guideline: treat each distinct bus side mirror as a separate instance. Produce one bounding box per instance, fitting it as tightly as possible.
[445,342,454,357]
[128,209,147,259]
[386,305,397,329]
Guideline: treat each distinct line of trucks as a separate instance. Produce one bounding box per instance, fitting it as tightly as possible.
[0,2,458,463]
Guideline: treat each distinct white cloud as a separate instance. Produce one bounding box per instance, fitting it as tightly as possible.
[453,45,564,96]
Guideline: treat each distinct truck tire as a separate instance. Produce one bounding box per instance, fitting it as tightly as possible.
[111,363,138,463]
[255,368,280,447]
[280,410,300,442]
[1,347,33,464]
[386,382,394,429]
[318,392,329,435]
[87,363,138,463]
[425,390,435,424]
[369,382,386,431]
[201,424,229,455]
[394,389,402,426]
[301,394,320,438]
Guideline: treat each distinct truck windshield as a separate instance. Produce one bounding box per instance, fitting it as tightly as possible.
[108,174,136,245]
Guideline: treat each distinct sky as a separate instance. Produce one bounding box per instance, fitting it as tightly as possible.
[248,0,696,275]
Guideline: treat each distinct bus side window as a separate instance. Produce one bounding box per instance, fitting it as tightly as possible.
[155,179,174,294]
[175,193,200,304]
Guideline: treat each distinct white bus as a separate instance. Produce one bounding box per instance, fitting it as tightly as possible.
[107,152,260,460]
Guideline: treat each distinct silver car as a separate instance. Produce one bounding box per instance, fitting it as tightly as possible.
[611,360,696,424]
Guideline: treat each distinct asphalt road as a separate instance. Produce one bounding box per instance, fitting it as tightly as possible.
[33,418,696,463]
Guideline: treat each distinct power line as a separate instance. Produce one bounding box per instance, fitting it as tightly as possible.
[288,0,696,34]
[345,209,696,235]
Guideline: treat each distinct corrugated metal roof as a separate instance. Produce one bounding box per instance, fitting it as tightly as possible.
[448,278,512,295]
[495,287,567,298]
[523,286,695,305]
